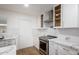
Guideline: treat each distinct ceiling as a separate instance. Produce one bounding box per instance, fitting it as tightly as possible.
[0,4,53,16]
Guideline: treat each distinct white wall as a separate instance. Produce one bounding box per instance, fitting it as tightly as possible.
[78,4,79,26]
[0,9,38,50]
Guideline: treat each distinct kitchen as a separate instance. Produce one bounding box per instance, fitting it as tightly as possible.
[0,4,79,55]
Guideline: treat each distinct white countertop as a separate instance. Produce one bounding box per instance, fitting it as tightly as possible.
[0,38,15,41]
[49,34,79,51]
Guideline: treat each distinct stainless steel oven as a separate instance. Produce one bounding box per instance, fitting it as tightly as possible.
[39,39,49,55]
[39,35,57,55]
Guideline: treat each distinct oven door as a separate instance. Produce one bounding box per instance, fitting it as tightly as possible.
[39,39,49,55]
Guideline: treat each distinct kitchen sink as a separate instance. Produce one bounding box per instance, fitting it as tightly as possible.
[46,35,57,39]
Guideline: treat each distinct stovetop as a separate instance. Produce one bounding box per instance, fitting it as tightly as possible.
[39,35,57,41]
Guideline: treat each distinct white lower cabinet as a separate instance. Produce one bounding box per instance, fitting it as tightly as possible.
[49,41,78,55]
[58,45,78,55]
[49,42,58,55]
[0,45,16,55]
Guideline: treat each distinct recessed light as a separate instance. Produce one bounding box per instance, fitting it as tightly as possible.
[24,4,29,7]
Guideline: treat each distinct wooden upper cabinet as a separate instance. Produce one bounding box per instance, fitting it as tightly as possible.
[55,4,61,27]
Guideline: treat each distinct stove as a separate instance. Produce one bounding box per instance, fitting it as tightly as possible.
[39,35,57,55]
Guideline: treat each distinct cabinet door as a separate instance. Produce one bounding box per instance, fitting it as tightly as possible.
[58,45,78,55]
[0,45,16,55]
[49,42,58,55]
[54,4,62,28]
[58,45,69,55]
[62,4,78,28]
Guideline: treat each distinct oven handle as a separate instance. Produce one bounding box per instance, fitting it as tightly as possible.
[39,39,48,43]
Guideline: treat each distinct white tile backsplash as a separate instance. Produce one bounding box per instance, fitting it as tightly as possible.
[58,28,79,36]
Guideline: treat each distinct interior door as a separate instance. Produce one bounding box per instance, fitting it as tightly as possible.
[18,19,33,49]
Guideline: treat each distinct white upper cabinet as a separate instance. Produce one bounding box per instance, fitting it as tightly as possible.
[0,16,7,33]
[54,4,79,28]
[0,16,7,26]
[62,4,78,28]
